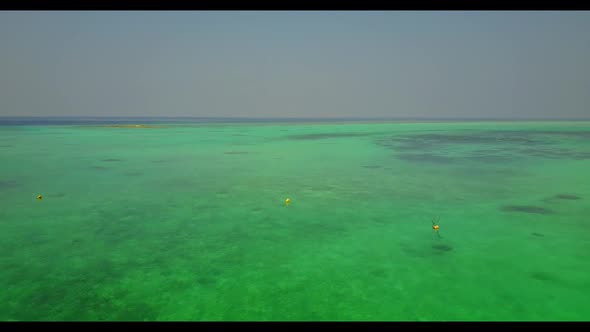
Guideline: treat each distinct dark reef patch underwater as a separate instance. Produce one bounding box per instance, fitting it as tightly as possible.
[288,132,373,140]
[376,130,590,165]
[0,179,20,189]
[501,205,554,215]
[554,194,581,200]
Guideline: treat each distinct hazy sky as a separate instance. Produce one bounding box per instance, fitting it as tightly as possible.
[1,11,589,119]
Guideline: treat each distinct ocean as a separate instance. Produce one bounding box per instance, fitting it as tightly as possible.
[1,118,589,320]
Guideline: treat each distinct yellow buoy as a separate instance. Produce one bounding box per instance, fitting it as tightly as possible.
[285,197,291,205]
[37,195,43,201]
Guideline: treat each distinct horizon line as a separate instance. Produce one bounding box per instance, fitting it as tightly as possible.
[1,116,589,121]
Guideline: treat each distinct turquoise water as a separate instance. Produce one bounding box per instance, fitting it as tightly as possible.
[1,121,589,321]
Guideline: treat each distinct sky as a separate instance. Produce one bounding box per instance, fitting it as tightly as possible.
[0,11,589,119]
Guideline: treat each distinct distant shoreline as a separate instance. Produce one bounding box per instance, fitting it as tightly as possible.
[0,116,589,126]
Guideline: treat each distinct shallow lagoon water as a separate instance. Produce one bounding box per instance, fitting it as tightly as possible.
[1,121,589,321]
